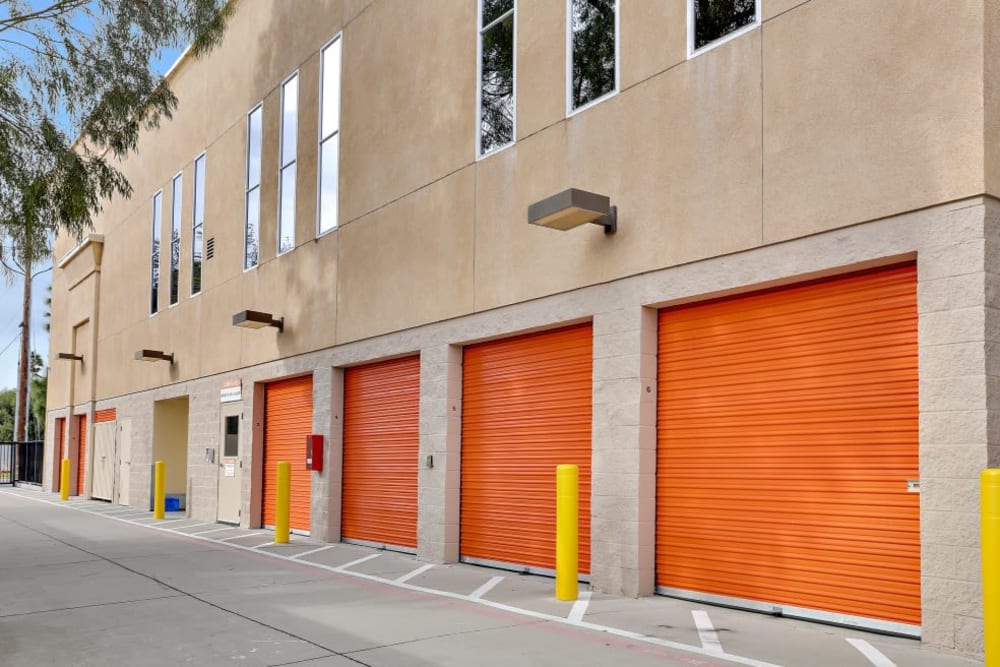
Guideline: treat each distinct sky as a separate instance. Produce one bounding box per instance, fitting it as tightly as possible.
[0,8,183,392]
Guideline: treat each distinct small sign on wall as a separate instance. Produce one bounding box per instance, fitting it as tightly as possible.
[220,380,242,403]
[223,460,236,477]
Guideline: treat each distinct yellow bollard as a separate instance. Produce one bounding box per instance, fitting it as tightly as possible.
[275,461,291,544]
[60,459,70,501]
[984,470,1000,665]
[556,464,579,601]
[153,460,166,519]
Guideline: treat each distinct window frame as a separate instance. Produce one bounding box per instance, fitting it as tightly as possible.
[191,151,206,297]
[168,171,183,308]
[565,0,620,117]
[244,103,263,272]
[687,0,761,58]
[149,189,163,317]
[317,34,343,237]
[476,0,517,159]
[277,71,299,256]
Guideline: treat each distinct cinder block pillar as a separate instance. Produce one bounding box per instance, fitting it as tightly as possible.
[312,365,337,542]
[417,345,462,562]
[589,306,657,597]
[918,201,991,656]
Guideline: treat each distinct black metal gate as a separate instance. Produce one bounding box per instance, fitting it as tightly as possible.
[0,441,44,486]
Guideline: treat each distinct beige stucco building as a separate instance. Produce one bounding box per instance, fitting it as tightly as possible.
[44,0,1000,657]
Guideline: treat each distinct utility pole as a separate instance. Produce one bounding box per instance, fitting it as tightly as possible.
[14,256,30,442]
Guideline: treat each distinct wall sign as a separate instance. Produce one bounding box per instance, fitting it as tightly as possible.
[220,380,242,403]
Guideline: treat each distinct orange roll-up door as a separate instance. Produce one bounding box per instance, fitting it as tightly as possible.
[342,355,420,549]
[94,408,117,423]
[461,323,592,573]
[656,264,920,628]
[263,375,313,532]
[76,414,87,496]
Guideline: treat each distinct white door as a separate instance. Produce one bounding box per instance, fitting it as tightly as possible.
[217,411,241,524]
[117,419,131,505]
[92,421,116,500]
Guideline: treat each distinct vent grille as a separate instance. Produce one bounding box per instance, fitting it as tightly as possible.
[206,237,215,260]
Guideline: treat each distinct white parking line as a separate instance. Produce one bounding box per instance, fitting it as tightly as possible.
[218,532,267,542]
[335,553,381,571]
[568,591,592,623]
[6,490,786,667]
[253,541,276,549]
[395,563,434,583]
[846,638,897,667]
[291,545,335,560]
[189,527,236,536]
[173,522,211,530]
[692,610,724,654]
[469,575,504,599]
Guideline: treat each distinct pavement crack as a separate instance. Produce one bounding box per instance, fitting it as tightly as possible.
[0,594,187,618]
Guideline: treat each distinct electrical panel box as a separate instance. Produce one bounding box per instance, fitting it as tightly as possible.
[306,434,323,471]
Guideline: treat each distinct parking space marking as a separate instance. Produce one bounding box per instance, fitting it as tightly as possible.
[7,490,788,667]
[218,532,268,542]
[395,563,435,583]
[291,545,335,560]
[189,527,236,536]
[692,610,724,654]
[568,590,592,623]
[846,638,897,667]
[335,553,381,571]
[469,575,504,599]
[253,541,276,549]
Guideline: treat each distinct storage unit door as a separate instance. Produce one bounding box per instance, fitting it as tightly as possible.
[342,355,420,549]
[461,323,593,574]
[75,414,87,496]
[656,264,920,631]
[54,418,65,493]
[263,376,313,532]
[91,421,116,501]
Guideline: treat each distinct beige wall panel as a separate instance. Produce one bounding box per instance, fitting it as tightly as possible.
[475,33,763,311]
[98,204,157,338]
[761,0,809,21]
[192,277,243,378]
[257,90,280,266]
[71,319,94,404]
[238,236,337,367]
[295,54,320,248]
[762,0,984,243]
[336,169,475,343]
[344,0,374,24]
[236,0,341,107]
[619,0,685,90]
[97,318,179,399]
[340,0,476,223]
[46,272,72,409]
[201,124,247,291]
[517,0,565,139]
[986,0,1000,197]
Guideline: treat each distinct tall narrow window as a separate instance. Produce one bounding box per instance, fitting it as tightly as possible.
[191,153,205,295]
[478,0,515,155]
[278,74,298,254]
[150,191,162,315]
[169,173,182,306]
[691,0,758,53]
[569,0,616,111]
[318,37,341,235]
[245,105,262,270]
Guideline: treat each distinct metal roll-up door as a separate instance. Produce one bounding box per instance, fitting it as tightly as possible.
[54,418,65,493]
[263,375,313,532]
[342,355,420,550]
[656,264,920,632]
[76,414,87,496]
[461,323,593,574]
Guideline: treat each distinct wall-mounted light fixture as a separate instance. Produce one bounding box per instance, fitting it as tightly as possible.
[135,349,174,363]
[57,352,84,362]
[232,310,284,332]
[528,188,617,234]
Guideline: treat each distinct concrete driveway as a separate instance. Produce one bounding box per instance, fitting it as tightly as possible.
[0,487,981,667]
